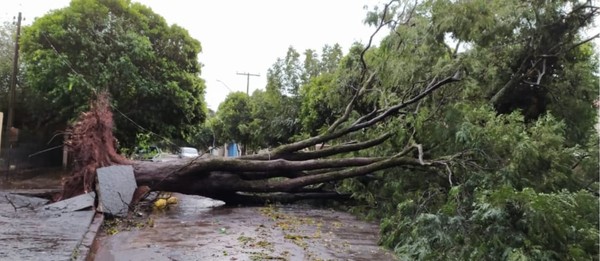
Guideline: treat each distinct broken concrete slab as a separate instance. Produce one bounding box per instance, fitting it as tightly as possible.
[96,165,137,217]
[0,192,95,260]
[6,188,61,199]
[41,192,95,212]
[0,192,49,212]
[0,209,95,260]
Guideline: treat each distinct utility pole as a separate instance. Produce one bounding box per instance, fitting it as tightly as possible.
[236,72,260,95]
[7,12,22,131]
[5,13,22,179]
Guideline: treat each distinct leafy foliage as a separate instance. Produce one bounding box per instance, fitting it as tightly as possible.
[243,44,345,151]
[247,89,298,149]
[20,0,207,146]
[359,104,599,260]
[299,73,337,136]
[0,22,15,103]
[0,21,50,131]
[322,0,599,259]
[16,0,596,258]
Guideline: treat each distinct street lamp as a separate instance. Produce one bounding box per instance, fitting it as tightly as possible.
[216,79,233,93]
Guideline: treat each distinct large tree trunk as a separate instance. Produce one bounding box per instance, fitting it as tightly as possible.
[60,14,462,203]
[132,156,427,202]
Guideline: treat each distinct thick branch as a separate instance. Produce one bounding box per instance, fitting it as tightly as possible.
[285,132,393,161]
[246,132,393,161]
[243,74,459,160]
[136,156,386,178]
[490,57,532,106]
[241,156,437,192]
[237,171,305,180]
[327,71,378,133]
[352,74,460,132]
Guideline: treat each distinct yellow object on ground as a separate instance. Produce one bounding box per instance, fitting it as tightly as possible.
[166,196,178,205]
[154,198,167,209]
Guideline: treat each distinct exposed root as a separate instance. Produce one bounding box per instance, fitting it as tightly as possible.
[60,92,130,200]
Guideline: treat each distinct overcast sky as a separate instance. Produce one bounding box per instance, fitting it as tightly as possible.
[1,0,386,110]
[2,1,597,110]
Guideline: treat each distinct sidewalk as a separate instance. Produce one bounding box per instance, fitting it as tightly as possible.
[0,168,103,261]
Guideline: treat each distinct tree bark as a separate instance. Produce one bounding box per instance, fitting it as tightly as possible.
[130,154,439,202]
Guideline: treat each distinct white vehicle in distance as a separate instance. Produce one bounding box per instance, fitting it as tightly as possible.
[179,147,199,158]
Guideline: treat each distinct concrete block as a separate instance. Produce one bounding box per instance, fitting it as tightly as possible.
[96,165,137,217]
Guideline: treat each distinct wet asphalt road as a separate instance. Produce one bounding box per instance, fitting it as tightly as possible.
[93,194,396,261]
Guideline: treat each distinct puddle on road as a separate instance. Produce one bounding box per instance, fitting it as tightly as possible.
[93,194,396,261]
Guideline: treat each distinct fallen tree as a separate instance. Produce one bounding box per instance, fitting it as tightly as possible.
[60,70,462,203]
[59,3,463,203]
[137,73,462,201]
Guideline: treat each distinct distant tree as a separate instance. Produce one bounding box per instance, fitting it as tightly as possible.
[320,43,343,73]
[302,49,320,83]
[255,44,346,147]
[20,0,207,147]
[246,89,285,149]
[299,73,337,136]
[213,92,252,154]
[257,47,305,147]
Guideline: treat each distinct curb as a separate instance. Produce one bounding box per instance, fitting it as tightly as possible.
[75,212,104,261]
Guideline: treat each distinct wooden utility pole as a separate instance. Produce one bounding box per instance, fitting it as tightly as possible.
[236,72,260,95]
[7,12,22,131]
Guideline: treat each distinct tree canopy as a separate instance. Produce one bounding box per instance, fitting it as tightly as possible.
[332,0,599,259]
[207,0,599,259]
[212,92,252,151]
[211,44,346,152]
[20,0,207,146]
